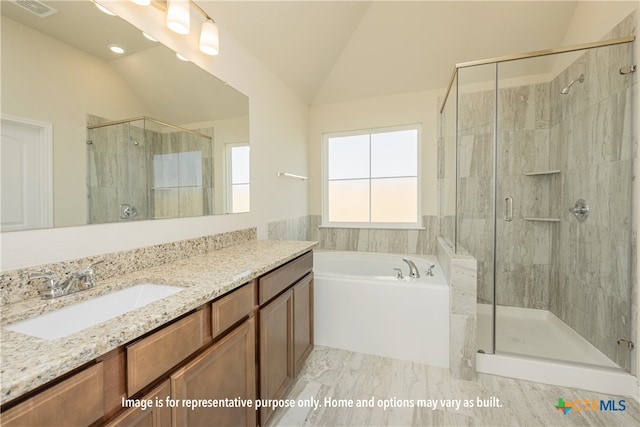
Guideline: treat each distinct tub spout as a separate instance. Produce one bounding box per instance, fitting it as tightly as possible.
[402,258,420,278]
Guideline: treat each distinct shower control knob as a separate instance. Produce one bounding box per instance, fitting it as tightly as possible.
[569,199,589,222]
[120,204,138,220]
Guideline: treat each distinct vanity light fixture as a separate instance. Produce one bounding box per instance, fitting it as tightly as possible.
[199,19,219,55]
[190,1,220,56]
[166,0,190,35]
[119,0,221,56]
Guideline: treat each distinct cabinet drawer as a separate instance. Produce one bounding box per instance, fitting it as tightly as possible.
[212,281,255,339]
[259,251,312,305]
[126,310,204,396]
[2,363,104,427]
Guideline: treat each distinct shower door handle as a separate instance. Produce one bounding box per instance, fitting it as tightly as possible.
[504,197,513,222]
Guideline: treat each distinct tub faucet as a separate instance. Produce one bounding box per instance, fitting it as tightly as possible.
[402,258,420,278]
[426,265,435,277]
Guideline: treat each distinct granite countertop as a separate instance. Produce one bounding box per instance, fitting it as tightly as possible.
[0,239,316,405]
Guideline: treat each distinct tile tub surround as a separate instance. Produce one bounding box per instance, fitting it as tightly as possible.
[0,228,256,306]
[0,239,317,405]
[437,237,478,381]
[266,346,640,427]
[269,214,439,255]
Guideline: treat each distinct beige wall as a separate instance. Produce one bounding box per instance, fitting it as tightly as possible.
[1,17,152,227]
[0,1,309,270]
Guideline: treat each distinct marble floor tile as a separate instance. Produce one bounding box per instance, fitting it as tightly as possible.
[268,346,640,427]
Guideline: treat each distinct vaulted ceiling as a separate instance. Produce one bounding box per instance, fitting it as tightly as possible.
[206,1,580,105]
[8,0,613,110]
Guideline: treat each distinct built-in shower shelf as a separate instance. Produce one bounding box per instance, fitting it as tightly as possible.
[525,170,561,176]
[524,217,560,222]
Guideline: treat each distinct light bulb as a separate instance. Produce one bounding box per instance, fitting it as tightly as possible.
[166,0,190,35]
[199,20,219,56]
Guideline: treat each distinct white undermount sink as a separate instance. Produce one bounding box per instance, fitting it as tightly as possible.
[5,284,183,340]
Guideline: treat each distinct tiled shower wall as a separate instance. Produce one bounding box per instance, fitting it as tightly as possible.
[441,13,636,371]
[268,214,440,255]
[549,15,636,370]
[87,120,151,223]
[87,118,214,223]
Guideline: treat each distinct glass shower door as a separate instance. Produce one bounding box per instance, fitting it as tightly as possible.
[494,43,634,371]
[455,63,497,355]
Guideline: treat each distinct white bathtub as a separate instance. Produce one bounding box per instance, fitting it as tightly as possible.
[313,251,449,367]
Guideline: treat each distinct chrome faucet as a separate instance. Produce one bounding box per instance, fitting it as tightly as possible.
[29,261,104,299]
[426,264,435,277]
[402,258,420,278]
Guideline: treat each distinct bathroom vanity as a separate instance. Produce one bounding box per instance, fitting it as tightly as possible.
[0,240,315,426]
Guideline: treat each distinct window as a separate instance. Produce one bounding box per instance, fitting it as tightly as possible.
[323,124,420,227]
[226,143,250,213]
[153,151,204,218]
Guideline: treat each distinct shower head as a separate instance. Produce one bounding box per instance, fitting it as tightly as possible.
[561,74,584,95]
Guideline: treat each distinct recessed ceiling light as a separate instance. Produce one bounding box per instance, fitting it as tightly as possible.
[108,44,125,54]
[94,2,116,16]
[142,32,158,42]
[176,53,189,62]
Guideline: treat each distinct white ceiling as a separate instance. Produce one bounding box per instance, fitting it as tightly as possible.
[205,1,580,105]
[5,0,585,109]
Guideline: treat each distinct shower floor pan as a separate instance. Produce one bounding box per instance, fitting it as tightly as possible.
[476,303,637,397]
[476,303,618,367]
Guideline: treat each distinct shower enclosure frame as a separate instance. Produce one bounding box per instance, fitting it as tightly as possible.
[440,36,635,113]
[87,116,214,223]
[439,34,636,375]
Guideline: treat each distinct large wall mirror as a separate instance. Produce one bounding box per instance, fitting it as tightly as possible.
[1,0,250,232]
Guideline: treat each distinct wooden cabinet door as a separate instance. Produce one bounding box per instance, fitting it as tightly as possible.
[127,309,204,396]
[259,289,293,425]
[1,363,104,427]
[171,317,256,427]
[293,273,314,376]
[105,380,171,427]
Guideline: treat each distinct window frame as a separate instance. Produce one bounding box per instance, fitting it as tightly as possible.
[225,142,250,213]
[321,123,422,229]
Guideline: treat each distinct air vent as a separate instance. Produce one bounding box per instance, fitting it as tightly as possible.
[10,0,58,18]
